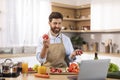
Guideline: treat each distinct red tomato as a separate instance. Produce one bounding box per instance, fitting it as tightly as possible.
[70,63,77,68]
[68,63,79,73]
[68,67,73,72]
[42,34,49,39]
[50,68,56,73]
[28,67,33,71]
[78,50,83,54]
[76,50,83,55]
[57,69,62,73]
[73,69,79,73]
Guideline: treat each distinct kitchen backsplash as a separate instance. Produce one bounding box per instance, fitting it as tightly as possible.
[64,32,120,53]
[0,32,120,54]
[0,46,36,54]
[80,33,120,53]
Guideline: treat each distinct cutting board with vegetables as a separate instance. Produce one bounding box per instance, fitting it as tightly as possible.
[49,62,79,75]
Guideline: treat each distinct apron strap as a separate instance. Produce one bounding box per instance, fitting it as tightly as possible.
[60,34,63,43]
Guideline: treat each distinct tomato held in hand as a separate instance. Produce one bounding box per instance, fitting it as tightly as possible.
[78,50,83,54]
[76,50,83,55]
[42,34,49,39]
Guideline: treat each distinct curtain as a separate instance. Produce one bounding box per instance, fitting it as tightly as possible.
[0,0,51,47]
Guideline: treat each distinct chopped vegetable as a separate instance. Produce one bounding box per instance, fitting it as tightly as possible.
[67,62,79,73]
[34,73,50,78]
[108,63,119,72]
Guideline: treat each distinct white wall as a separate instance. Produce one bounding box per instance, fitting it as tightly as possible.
[80,33,120,53]
[91,0,120,30]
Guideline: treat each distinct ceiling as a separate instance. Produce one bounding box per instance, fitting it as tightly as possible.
[51,0,91,6]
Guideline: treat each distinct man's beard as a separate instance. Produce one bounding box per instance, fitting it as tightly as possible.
[51,27,61,34]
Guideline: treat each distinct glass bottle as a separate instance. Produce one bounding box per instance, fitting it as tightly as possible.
[94,52,98,60]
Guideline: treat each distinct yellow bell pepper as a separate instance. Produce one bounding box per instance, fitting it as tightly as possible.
[38,66,47,74]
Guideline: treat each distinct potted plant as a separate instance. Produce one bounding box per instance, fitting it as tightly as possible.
[71,36,84,49]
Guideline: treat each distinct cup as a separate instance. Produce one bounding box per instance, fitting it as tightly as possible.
[22,62,28,74]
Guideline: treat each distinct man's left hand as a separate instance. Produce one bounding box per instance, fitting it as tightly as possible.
[70,49,83,59]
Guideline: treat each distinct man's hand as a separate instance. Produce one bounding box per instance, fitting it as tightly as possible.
[43,39,50,48]
[70,49,83,59]
[40,34,50,58]
[42,34,49,48]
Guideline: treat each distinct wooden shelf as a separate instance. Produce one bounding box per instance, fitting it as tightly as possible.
[61,29,120,33]
[63,18,90,21]
[51,2,90,9]
[61,30,90,33]
[52,2,90,31]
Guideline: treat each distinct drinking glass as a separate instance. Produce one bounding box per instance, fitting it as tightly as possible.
[22,62,28,74]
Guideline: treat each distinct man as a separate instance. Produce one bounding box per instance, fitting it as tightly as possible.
[36,12,82,67]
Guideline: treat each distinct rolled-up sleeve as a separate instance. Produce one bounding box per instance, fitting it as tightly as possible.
[36,37,46,63]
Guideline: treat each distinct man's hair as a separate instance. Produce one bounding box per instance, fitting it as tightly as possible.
[49,12,63,22]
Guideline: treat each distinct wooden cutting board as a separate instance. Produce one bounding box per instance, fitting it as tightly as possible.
[28,71,37,74]
[50,72,78,75]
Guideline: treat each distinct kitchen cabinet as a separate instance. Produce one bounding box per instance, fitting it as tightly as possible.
[51,2,90,32]
[51,2,120,33]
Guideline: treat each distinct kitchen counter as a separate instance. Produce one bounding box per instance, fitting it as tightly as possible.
[0,51,120,58]
[0,52,120,67]
[0,53,119,80]
[0,53,35,59]
[3,74,119,80]
[83,52,120,58]
[0,51,120,59]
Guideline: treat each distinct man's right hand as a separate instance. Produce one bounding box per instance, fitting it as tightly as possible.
[42,34,50,48]
[43,39,50,48]
[40,34,50,58]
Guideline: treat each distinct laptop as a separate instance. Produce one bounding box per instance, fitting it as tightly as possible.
[67,59,110,80]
